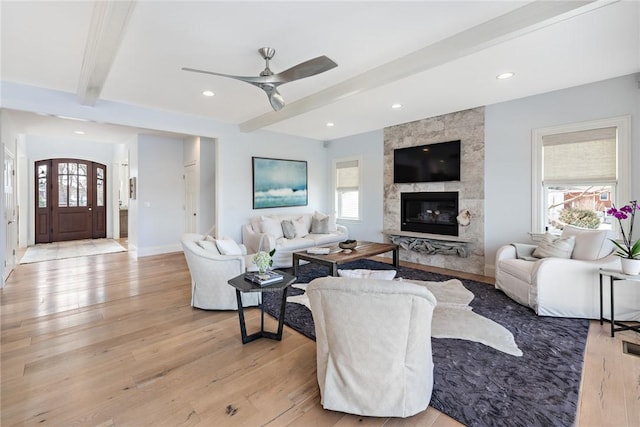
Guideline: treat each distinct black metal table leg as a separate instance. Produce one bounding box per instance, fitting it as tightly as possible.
[610,276,615,337]
[599,272,603,326]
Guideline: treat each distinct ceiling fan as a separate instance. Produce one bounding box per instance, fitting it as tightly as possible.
[182,47,337,112]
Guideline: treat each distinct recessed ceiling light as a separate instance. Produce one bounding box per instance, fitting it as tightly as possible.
[496,72,515,80]
[74,130,85,135]
[391,103,402,109]
[56,115,89,122]
[326,122,335,127]
[202,90,215,97]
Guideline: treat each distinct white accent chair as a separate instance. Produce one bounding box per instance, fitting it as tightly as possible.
[181,233,260,310]
[306,276,437,418]
[495,226,640,320]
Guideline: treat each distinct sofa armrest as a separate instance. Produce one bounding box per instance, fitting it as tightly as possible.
[496,244,517,262]
[336,224,349,238]
[241,224,276,253]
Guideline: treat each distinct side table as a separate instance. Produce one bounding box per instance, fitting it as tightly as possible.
[228,270,296,344]
[599,269,640,337]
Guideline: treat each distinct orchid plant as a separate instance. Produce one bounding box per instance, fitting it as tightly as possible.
[607,200,640,259]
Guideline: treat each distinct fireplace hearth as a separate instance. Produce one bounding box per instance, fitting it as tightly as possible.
[401,192,458,236]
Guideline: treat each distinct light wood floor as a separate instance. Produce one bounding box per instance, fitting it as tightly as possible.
[1,250,639,426]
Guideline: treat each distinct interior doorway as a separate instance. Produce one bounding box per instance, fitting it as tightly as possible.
[35,158,107,243]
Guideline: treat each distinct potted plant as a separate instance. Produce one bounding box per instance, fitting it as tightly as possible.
[607,200,640,275]
[253,249,276,278]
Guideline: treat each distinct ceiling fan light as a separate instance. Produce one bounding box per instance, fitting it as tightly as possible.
[268,90,285,111]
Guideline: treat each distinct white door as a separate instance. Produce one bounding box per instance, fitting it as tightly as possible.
[184,164,198,233]
[4,148,17,281]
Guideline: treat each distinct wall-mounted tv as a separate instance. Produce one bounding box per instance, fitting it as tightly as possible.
[393,140,461,183]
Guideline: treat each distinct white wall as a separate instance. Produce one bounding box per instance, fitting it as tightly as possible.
[325,130,385,242]
[484,73,640,275]
[136,134,185,256]
[216,129,327,242]
[199,137,215,234]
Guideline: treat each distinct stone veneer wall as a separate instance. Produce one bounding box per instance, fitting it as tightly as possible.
[383,107,485,275]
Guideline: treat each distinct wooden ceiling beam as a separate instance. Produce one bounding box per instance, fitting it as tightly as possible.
[77,1,136,106]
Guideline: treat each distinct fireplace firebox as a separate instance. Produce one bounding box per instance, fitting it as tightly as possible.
[401,192,458,236]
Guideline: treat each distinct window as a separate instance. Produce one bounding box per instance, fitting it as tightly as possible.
[532,116,631,234]
[334,158,361,220]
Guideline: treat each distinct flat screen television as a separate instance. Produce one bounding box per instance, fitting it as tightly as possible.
[393,140,461,183]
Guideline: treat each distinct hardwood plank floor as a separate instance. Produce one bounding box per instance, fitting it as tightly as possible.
[1,251,638,426]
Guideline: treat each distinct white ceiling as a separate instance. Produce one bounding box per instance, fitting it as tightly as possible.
[2,1,639,143]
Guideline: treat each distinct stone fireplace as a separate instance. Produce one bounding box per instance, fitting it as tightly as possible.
[401,192,458,236]
[383,107,485,275]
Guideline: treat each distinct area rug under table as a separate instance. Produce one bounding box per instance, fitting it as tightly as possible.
[262,259,589,427]
[19,239,127,264]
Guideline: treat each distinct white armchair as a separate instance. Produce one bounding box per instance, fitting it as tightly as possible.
[181,233,260,310]
[306,276,437,418]
[495,226,640,320]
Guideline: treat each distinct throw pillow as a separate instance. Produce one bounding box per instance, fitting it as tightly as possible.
[281,220,296,239]
[292,217,308,237]
[337,269,397,280]
[560,225,614,260]
[311,216,329,234]
[197,240,220,254]
[260,216,284,239]
[532,233,576,259]
[215,238,242,255]
[314,210,337,232]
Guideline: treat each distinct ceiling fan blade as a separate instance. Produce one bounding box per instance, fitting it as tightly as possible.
[182,67,273,85]
[272,56,337,83]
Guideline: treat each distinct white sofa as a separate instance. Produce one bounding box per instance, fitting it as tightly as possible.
[495,226,640,320]
[181,233,260,310]
[307,276,437,417]
[242,212,348,268]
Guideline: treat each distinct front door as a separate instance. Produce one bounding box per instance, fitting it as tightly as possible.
[35,159,107,243]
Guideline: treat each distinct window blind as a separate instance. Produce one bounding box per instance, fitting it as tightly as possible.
[542,127,616,184]
[336,159,359,219]
[336,160,359,190]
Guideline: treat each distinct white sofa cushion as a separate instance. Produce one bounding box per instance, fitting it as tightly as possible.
[215,238,242,255]
[532,233,575,259]
[261,216,284,239]
[292,217,309,237]
[197,239,220,254]
[561,225,614,260]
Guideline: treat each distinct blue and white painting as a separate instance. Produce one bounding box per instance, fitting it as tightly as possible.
[253,157,308,209]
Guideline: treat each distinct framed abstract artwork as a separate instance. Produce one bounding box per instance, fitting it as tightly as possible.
[252,157,308,209]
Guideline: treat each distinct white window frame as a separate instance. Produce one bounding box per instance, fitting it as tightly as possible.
[531,115,631,234]
[333,156,362,221]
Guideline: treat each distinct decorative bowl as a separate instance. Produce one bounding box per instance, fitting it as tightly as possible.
[339,240,357,250]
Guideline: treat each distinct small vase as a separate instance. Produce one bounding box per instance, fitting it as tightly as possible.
[620,258,640,275]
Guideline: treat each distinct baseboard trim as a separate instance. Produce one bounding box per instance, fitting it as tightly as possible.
[137,243,182,258]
